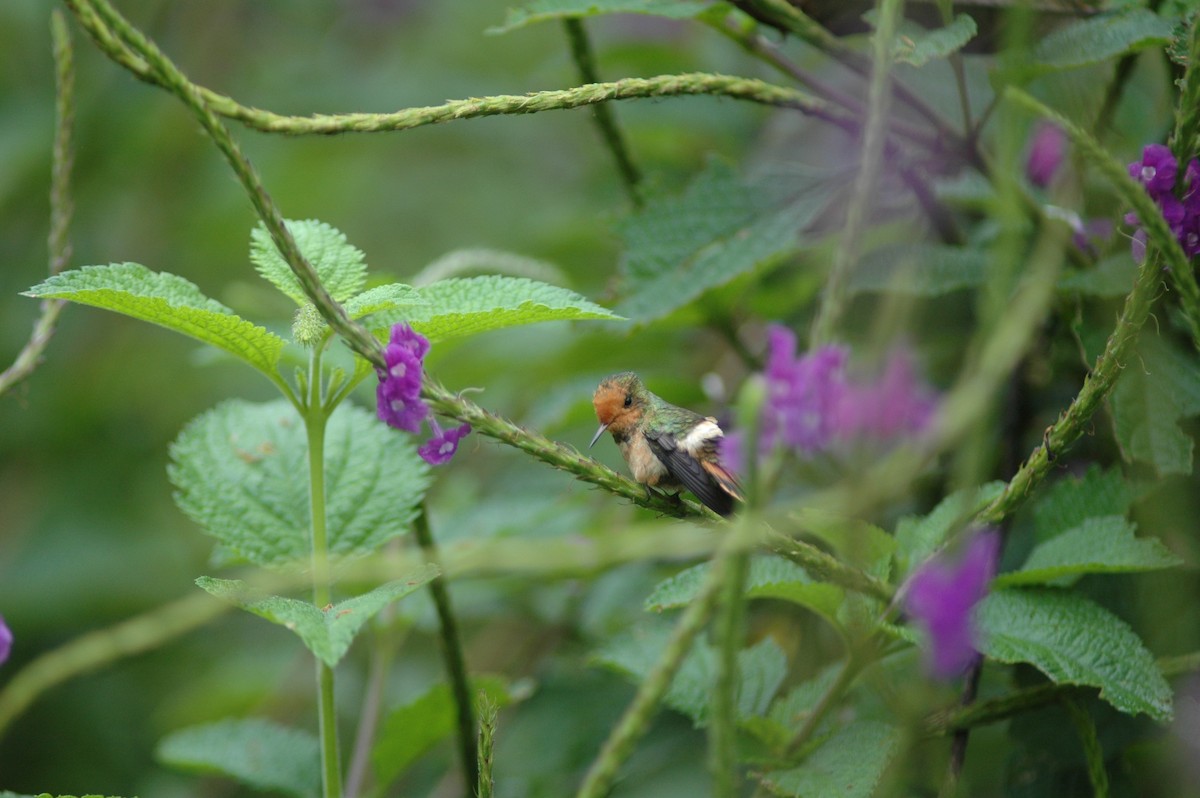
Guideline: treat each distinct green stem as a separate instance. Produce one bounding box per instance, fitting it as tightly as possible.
[809,0,901,346]
[414,506,479,797]
[575,536,737,798]
[1062,696,1109,798]
[562,18,643,208]
[0,10,73,397]
[784,653,863,757]
[477,694,498,798]
[709,547,748,798]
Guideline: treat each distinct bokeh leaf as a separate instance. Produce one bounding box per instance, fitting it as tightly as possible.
[489,0,713,34]
[758,720,901,798]
[1028,8,1175,74]
[156,718,320,798]
[863,11,977,67]
[372,676,517,789]
[24,263,284,377]
[196,566,438,666]
[978,588,1173,721]
[848,244,988,296]
[995,515,1180,587]
[645,555,843,629]
[250,219,368,305]
[894,482,1005,576]
[1110,333,1200,476]
[169,399,431,567]
[372,275,620,342]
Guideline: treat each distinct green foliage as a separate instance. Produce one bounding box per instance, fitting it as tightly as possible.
[862,11,978,67]
[1028,8,1177,74]
[758,720,901,798]
[371,676,515,789]
[23,263,285,378]
[848,243,988,296]
[1032,466,1133,542]
[894,482,1005,576]
[791,509,895,577]
[645,555,843,628]
[250,220,368,306]
[1110,332,1200,476]
[156,718,320,798]
[196,567,438,666]
[372,275,621,342]
[343,282,425,319]
[168,399,431,567]
[1058,255,1138,298]
[978,588,1174,721]
[614,159,813,322]
[595,625,788,726]
[489,0,715,34]
[995,515,1181,587]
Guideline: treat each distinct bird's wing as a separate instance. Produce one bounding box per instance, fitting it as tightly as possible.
[645,428,736,516]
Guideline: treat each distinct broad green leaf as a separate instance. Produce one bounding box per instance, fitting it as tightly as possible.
[1110,333,1200,476]
[759,720,901,798]
[864,10,977,67]
[411,248,568,287]
[372,275,619,342]
[156,718,319,798]
[749,664,844,750]
[1058,255,1137,298]
[595,625,787,725]
[372,676,516,788]
[790,508,895,578]
[995,515,1180,587]
[978,588,1173,721]
[615,159,814,322]
[645,556,843,628]
[848,244,988,297]
[250,219,367,305]
[169,399,431,567]
[1028,9,1175,74]
[1032,466,1133,542]
[894,482,1005,576]
[489,0,713,33]
[24,263,285,377]
[197,566,438,666]
[343,282,425,319]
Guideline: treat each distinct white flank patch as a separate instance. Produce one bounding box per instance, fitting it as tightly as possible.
[682,418,721,455]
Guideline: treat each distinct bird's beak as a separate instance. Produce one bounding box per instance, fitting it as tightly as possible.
[589,423,609,449]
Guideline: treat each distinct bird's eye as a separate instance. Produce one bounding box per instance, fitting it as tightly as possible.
[623,394,633,408]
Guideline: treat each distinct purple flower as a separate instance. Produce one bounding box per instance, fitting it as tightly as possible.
[418,419,472,465]
[376,324,430,433]
[835,348,937,441]
[1026,123,1066,188]
[762,325,848,453]
[1129,144,1177,198]
[717,431,744,477]
[904,530,999,680]
[0,615,11,666]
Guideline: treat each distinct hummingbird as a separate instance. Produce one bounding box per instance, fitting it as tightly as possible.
[590,372,743,516]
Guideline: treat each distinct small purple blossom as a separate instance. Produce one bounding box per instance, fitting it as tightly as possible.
[762,325,848,453]
[1124,145,1200,261]
[1026,123,1066,188]
[904,530,999,680]
[0,615,11,666]
[418,419,472,466]
[1129,144,1177,198]
[376,324,430,433]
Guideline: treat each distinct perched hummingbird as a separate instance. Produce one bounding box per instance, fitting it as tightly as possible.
[590,372,743,516]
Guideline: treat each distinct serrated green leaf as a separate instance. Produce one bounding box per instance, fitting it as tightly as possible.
[895,482,1005,576]
[250,219,367,305]
[1028,9,1175,74]
[489,0,713,34]
[197,566,437,666]
[1032,466,1133,543]
[169,399,431,567]
[344,282,426,320]
[595,625,787,725]
[24,263,285,377]
[645,556,843,628]
[371,275,619,342]
[978,588,1173,721]
[372,676,516,789]
[759,720,901,798]
[1058,255,1137,298]
[156,718,319,798]
[615,159,814,322]
[995,515,1180,587]
[1110,333,1200,476]
[864,10,977,67]
[848,243,988,297]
